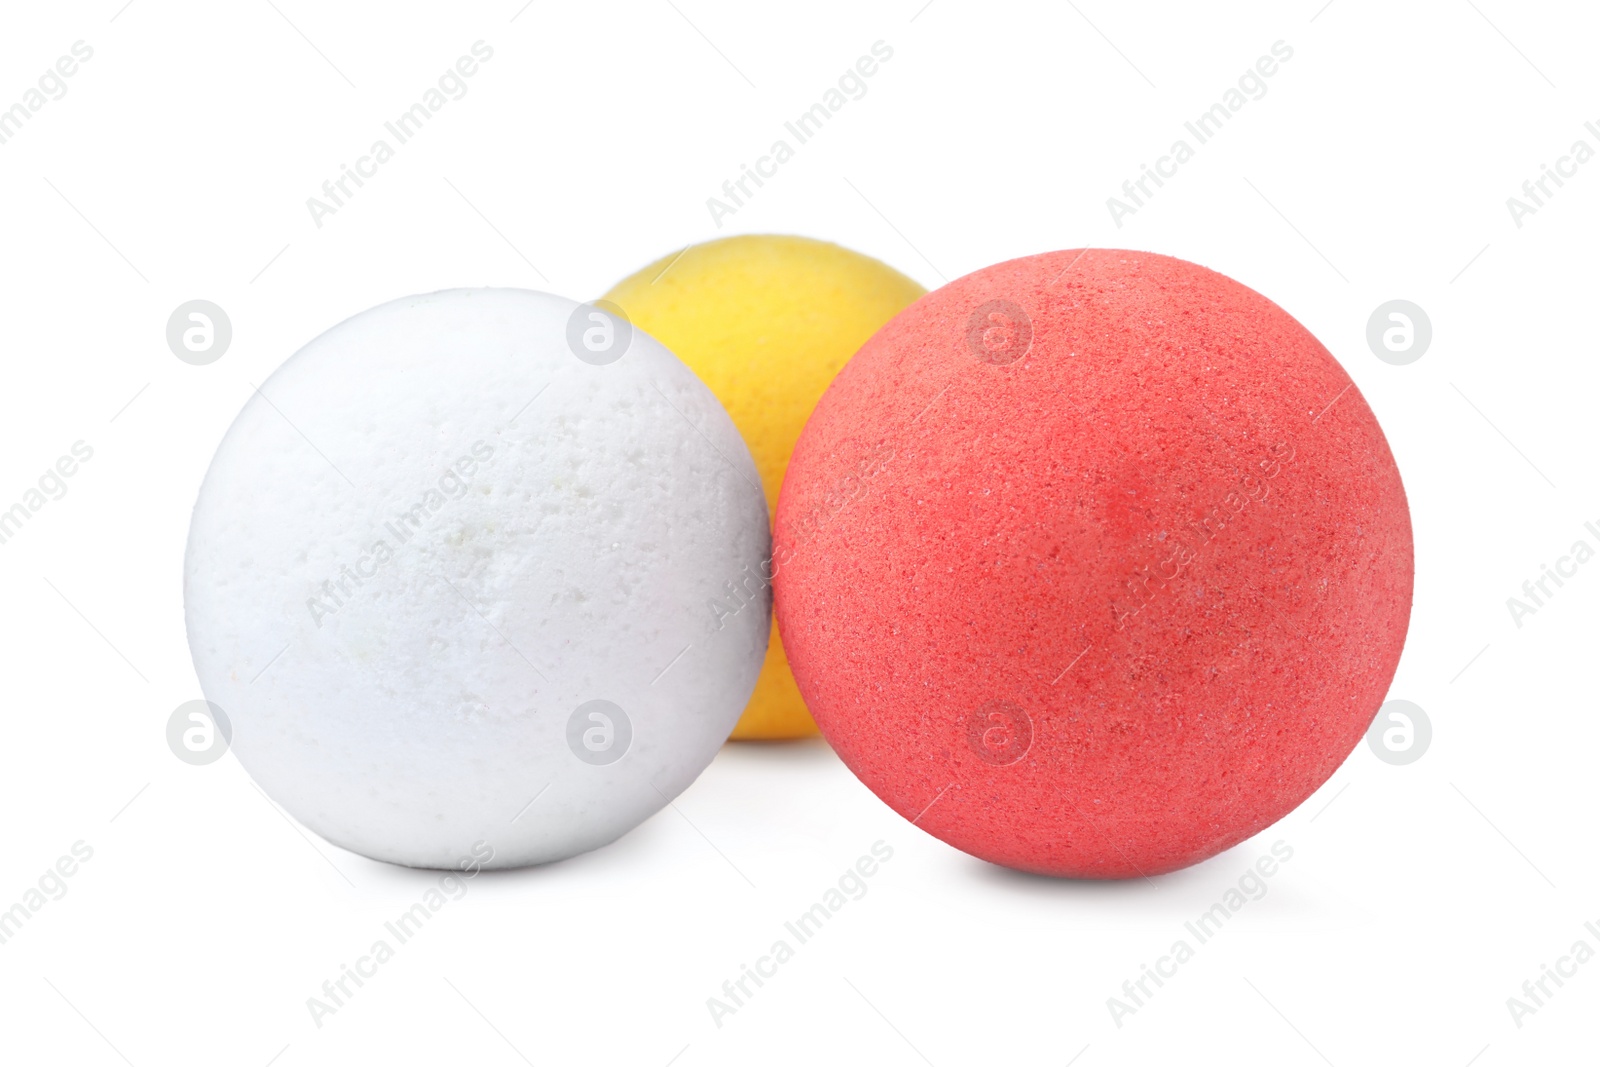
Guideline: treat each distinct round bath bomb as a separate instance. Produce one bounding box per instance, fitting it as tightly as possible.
[184,289,770,869]
[605,235,924,740]
[774,250,1413,878]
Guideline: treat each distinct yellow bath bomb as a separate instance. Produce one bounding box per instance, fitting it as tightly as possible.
[604,235,924,740]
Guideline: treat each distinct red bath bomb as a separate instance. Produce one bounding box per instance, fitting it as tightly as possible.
[774,249,1412,878]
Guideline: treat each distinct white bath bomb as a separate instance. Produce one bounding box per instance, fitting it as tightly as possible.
[184,288,771,869]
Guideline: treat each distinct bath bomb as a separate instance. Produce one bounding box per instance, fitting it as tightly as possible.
[774,250,1413,878]
[605,235,924,740]
[184,289,770,870]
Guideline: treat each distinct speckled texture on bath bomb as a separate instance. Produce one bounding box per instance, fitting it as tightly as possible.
[185,288,770,870]
[605,235,924,741]
[774,250,1413,878]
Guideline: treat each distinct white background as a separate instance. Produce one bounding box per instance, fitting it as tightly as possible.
[1,1,1596,1064]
